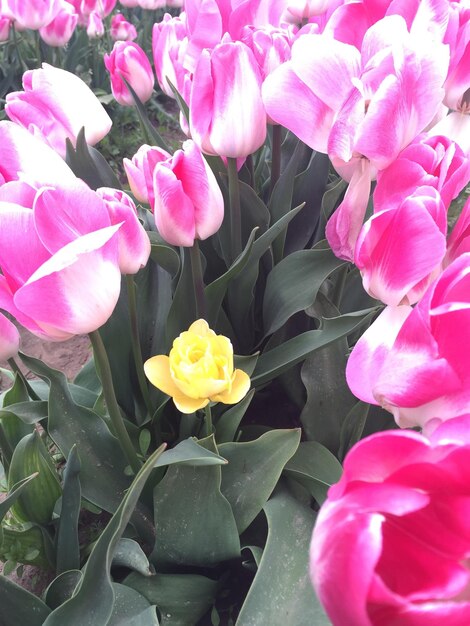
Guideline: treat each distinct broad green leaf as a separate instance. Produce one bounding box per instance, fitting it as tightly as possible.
[215,389,255,444]
[154,437,227,468]
[3,373,30,406]
[148,232,180,277]
[0,401,48,425]
[252,309,377,387]
[166,247,197,344]
[152,437,240,568]
[236,488,330,625]
[74,358,101,395]
[44,570,82,610]
[123,78,170,152]
[284,442,343,505]
[56,445,81,574]
[43,444,166,626]
[125,572,218,626]
[263,248,346,336]
[108,583,159,625]
[338,401,370,461]
[219,429,300,532]
[65,128,122,190]
[112,539,152,577]
[0,473,38,546]
[0,575,51,625]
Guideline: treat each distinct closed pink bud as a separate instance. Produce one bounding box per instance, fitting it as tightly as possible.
[152,13,189,98]
[190,40,267,158]
[6,0,62,30]
[123,144,171,204]
[104,41,155,107]
[96,187,151,274]
[87,11,104,38]
[39,3,78,47]
[0,16,11,41]
[110,14,137,41]
[0,313,20,361]
[153,140,224,246]
[5,64,112,158]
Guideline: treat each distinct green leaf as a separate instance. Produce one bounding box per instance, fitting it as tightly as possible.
[154,437,227,468]
[219,429,300,532]
[56,445,81,574]
[252,309,377,387]
[152,437,240,568]
[43,444,167,626]
[284,442,343,505]
[65,128,122,190]
[108,583,159,626]
[215,389,255,444]
[0,401,48,425]
[125,572,218,626]
[112,538,152,577]
[0,473,38,546]
[44,570,82,611]
[236,488,330,625]
[148,232,180,277]
[122,78,170,152]
[263,248,346,337]
[338,401,370,461]
[0,575,51,625]
[166,247,197,344]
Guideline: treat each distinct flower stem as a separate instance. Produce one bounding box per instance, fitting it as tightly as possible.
[8,357,40,401]
[89,330,142,474]
[227,157,242,263]
[270,124,282,198]
[204,404,213,437]
[189,240,206,319]
[125,275,153,418]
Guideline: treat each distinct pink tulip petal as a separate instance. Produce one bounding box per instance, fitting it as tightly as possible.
[153,165,196,246]
[0,312,20,360]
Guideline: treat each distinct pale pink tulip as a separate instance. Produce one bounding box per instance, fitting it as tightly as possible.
[0,313,20,361]
[39,2,78,47]
[5,64,112,158]
[190,39,267,158]
[0,15,11,41]
[123,144,171,204]
[86,10,104,37]
[184,0,232,72]
[347,253,470,428]
[311,415,470,626]
[152,140,224,246]
[81,0,116,18]
[241,24,296,80]
[6,0,62,29]
[119,0,139,6]
[152,12,189,98]
[104,41,154,107]
[96,187,151,274]
[0,179,122,341]
[110,14,137,41]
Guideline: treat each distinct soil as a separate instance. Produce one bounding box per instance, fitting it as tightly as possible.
[0,326,92,392]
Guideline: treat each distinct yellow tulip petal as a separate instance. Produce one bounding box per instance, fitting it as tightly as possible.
[144,355,182,398]
[173,394,209,414]
[188,319,212,337]
[211,369,251,405]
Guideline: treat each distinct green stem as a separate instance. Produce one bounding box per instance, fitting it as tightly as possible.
[189,241,206,319]
[8,358,40,401]
[204,404,213,437]
[331,265,349,308]
[270,125,282,198]
[11,26,27,73]
[125,275,153,417]
[89,331,141,474]
[227,157,242,263]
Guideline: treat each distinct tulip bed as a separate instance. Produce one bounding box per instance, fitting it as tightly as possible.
[1,1,470,625]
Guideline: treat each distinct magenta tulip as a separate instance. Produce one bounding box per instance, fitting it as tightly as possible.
[5,64,112,158]
[0,313,20,361]
[123,144,171,204]
[96,187,151,274]
[347,253,470,428]
[311,415,470,626]
[39,3,78,47]
[104,41,155,107]
[152,13,189,98]
[190,40,267,158]
[152,140,224,246]
[110,14,137,41]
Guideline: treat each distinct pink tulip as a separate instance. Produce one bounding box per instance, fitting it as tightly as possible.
[0,313,20,361]
[123,144,171,204]
[152,12,189,98]
[443,1,470,112]
[110,14,137,41]
[152,140,224,246]
[311,415,470,626]
[138,0,166,8]
[96,187,151,274]
[119,0,139,6]
[355,186,447,306]
[241,24,296,81]
[39,3,78,47]
[0,15,11,41]
[104,41,155,107]
[184,0,232,72]
[0,121,77,188]
[81,0,116,18]
[6,0,62,29]
[347,252,470,428]
[190,40,267,158]
[5,64,112,158]
[86,10,104,37]
[0,179,122,341]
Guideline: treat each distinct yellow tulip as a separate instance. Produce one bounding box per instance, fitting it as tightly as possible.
[144,319,251,414]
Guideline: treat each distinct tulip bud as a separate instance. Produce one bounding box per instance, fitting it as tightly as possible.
[6,0,62,30]
[110,14,137,41]
[123,143,171,204]
[87,10,104,38]
[152,140,224,246]
[152,13,189,98]
[0,16,11,41]
[104,41,155,107]
[39,3,78,47]
[96,187,151,274]
[0,313,19,361]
